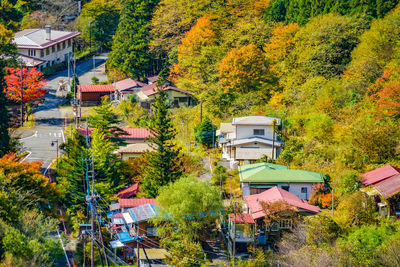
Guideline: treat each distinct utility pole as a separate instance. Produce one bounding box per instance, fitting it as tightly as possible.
[136,224,140,267]
[272,120,276,160]
[233,201,236,264]
[90,155,96,267]
[20,60,24,126]
[96,211,109,267]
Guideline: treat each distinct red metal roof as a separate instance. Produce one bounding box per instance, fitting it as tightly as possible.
[244,187,320,220]
[115,183,140,199]
[361,164,400,186]
[115,78,146,91]
[373,174,400,198]
[229,213,255,224]
[140,84,192,97]
[118,197,157,208]
[77,128,151,140]
[78,84,114,93]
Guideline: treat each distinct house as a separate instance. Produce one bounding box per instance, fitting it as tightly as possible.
[13,25,80,71]
[108,203,161,263]
[77,127,151,144]
[114,78,147,101]
[114,183,140,199]
[114,143,154,160]
[136,83,195,109]
[225,186,320,253]
[146,75,158,84]
[360,164,400,217]
[238,162,324,199]
[77,84,115,103]
[117,197,157,213]
[218,116,284,166]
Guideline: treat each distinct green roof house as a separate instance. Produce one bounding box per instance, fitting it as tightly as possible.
[238,162,324,200]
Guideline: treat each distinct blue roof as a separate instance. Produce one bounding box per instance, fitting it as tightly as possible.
[117,231,134,242]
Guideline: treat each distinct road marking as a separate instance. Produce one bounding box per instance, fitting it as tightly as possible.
[20,131,38,140]
[61,129,65,143]
[20,151,32,162]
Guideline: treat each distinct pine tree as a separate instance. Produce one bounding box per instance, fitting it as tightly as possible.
[88,99,127,146]
[107,0,159,79]
[194,117,216,148]
[56,130,87,212]
[141,88,182,198]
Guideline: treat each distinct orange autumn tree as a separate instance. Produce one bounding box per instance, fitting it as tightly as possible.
[0,153,59,222]
[219,44,273,94]
[170,16,218,94]
[368,70,400,118]
[5,67,48,119]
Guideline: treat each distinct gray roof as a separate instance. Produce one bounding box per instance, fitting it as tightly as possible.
[229,136,284,147]
[232,116,281,126]
[218,122,236,134]
[13,28,80,49]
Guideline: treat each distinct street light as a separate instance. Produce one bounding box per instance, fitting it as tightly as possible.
[51,140,59,166]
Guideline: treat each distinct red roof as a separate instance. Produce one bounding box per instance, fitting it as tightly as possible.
[77,128,151,140]
[360,165,400,198]
[115,78,146,91]
[244,187,320,220]
[147,75,158,83]
[118,197,157,208]
[229,213,255,224]
[112,213,123,219]
[140,84,192,97]
[78,84,114,93]
[361,165,400,186]
[115,183,140,199]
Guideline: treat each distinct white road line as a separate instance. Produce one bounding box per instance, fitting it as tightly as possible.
[61,129,65,143]
[20,151,32,162]
[20,131,38,140]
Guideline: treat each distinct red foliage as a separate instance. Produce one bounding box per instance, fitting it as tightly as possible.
[5,67,48,106]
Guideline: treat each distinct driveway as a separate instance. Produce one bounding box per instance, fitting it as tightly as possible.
[17,53,108,173]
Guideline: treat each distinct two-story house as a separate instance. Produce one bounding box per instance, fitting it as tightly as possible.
[239,162,324,199]
[13,25,80,71]
[218,116,284,166]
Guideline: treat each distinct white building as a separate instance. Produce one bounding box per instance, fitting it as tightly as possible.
[13,25,80,71]
[217,116,284,166]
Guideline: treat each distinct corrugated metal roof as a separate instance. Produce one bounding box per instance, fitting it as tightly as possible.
[232,116,281,126]
[77,127,151,140]
[361,164,400,186]
[127,204,157,222]
[117,231,134,242]
[239,163,323,183]
[13,28,80,49]
[228,213,255,224]
[244,186,320,220]
[115,78,146,91]
[218,123,236,134]
[118,197,157,208]
[77,84,114,93]
[373,174,400,198]
[115,183,140,199]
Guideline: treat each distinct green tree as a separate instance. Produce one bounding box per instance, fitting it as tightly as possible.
[152,175,222,265]
[88,99,127,146]
[77,0,120,51]
[194,117,216,148]
[107,0,159,79]
[56,130,88,213]
[141,89,182,197]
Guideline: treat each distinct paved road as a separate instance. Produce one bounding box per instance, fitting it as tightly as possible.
[18,53,108,173]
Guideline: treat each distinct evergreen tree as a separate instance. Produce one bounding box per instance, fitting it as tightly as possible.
[142,88,182,198]
[194,117,216,148]
[56,130,87,213]
[107,0,159,79]
[88,99,127,146]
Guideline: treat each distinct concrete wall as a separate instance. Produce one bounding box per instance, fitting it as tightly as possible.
[236,125,275,140]
[241,182,314,200]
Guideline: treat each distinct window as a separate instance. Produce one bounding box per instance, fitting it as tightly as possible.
[62,41,66,49]
[279,219,292,229]
[40,50,44,57]
[253,129,265,136]
[46,48,49,55]
[146,225,157,237]
[68,39,71,47]
[57,43,60,51]
[281,185,290,191]
[266,223,279,232]
[52,46,55,53]
[28,49,36,56]
[301,187,308,194]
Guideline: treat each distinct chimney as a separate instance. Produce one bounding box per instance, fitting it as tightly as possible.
[45,25,51,40]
